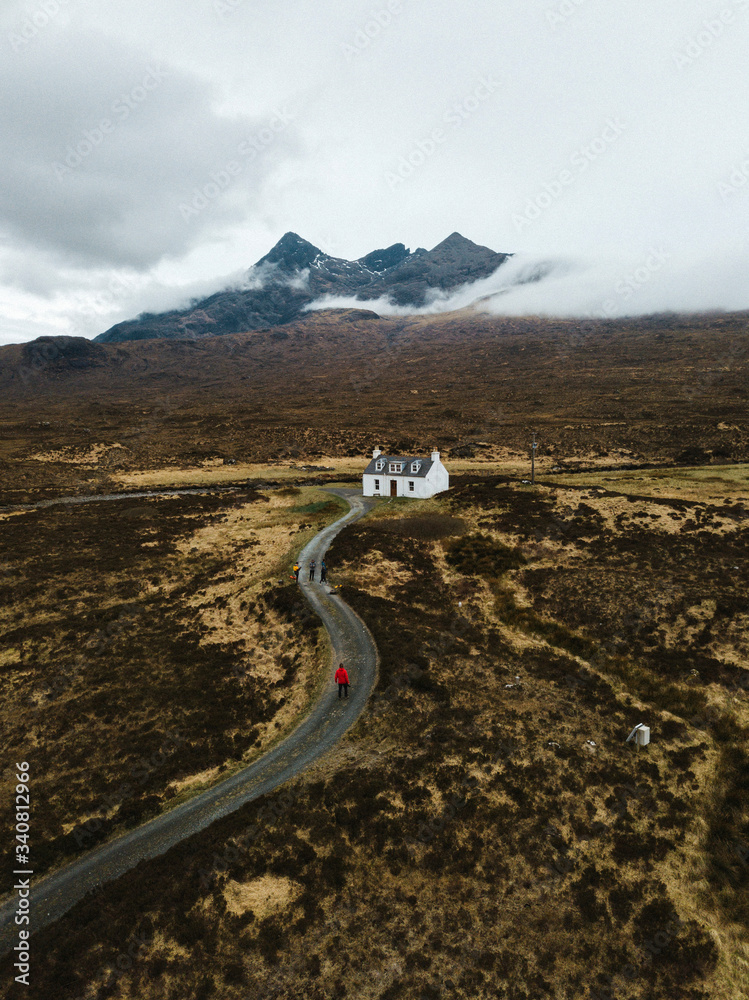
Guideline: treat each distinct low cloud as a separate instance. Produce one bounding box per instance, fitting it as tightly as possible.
[479,250,749,319]
[237,262,311,293]
[305,248,749,320]
[1,0,747,344]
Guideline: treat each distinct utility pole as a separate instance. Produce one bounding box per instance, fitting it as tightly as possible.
[531,432,537,485]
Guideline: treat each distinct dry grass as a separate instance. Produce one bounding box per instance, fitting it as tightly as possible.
[0,485,343,880]
[546,463,749,503]
[26,442,128,465]
[2,309,749,997]
[308,466,749,998]
[223,875,302,919]
[3,309,748,509]
[6,455,748,996]
[115,457,366,491]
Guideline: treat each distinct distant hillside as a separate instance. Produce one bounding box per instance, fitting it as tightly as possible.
[94,232,512,344]
[2,309,748,492]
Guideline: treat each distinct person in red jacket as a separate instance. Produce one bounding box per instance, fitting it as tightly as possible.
[334,663,349,699]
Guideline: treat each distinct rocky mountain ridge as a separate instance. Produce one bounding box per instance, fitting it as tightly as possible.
[94,232,511,343]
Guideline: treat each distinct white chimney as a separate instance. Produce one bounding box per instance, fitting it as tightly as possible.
[431,449,440,462]
[373,448,382,459]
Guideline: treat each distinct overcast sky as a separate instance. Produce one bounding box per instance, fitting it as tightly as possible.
[1,0,748,344]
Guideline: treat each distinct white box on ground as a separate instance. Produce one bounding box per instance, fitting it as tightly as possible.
[626,723,650,747]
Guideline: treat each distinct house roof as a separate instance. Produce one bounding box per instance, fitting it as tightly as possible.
[362,454,435,479]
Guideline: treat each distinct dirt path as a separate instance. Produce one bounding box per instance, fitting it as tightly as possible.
[0,488,378,954]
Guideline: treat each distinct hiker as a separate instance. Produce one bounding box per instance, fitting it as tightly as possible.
[293,563,300,582]
[334,663,349,699]
[309,560,316,581]
[320,559,327,583]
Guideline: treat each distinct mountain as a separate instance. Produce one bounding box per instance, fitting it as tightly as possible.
[94,232,511,344]
[357,232,511,307]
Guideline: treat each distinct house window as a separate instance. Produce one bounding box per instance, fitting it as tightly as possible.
[388,462,403,473]
[408,480,415,492]
[411,461,421,473]
[375,460,384,471]
[374,479,380,492]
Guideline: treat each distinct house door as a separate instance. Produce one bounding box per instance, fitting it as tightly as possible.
[390,480,398,497]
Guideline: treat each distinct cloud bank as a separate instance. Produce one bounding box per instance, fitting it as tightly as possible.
[305,247,749,320]
[1,0,748,343]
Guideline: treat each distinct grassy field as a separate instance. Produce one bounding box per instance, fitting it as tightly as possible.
[545,463,749,503]
[1,308,748,506]
[1,463,747,999]
[1,309,749,997]
[0,485,346,880]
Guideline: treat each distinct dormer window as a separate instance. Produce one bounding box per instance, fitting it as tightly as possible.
[411,461,421,473]
[375,460,384,471]
[388,462,403,473]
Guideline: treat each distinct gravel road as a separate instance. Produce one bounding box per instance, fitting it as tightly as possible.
[0,487,378,955]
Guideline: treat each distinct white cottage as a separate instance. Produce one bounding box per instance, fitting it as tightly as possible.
[362,448,449,499]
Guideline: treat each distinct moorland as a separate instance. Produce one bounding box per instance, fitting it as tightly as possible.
[0,307,748,999]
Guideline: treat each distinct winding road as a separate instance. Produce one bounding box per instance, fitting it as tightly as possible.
[0,487,379,955]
